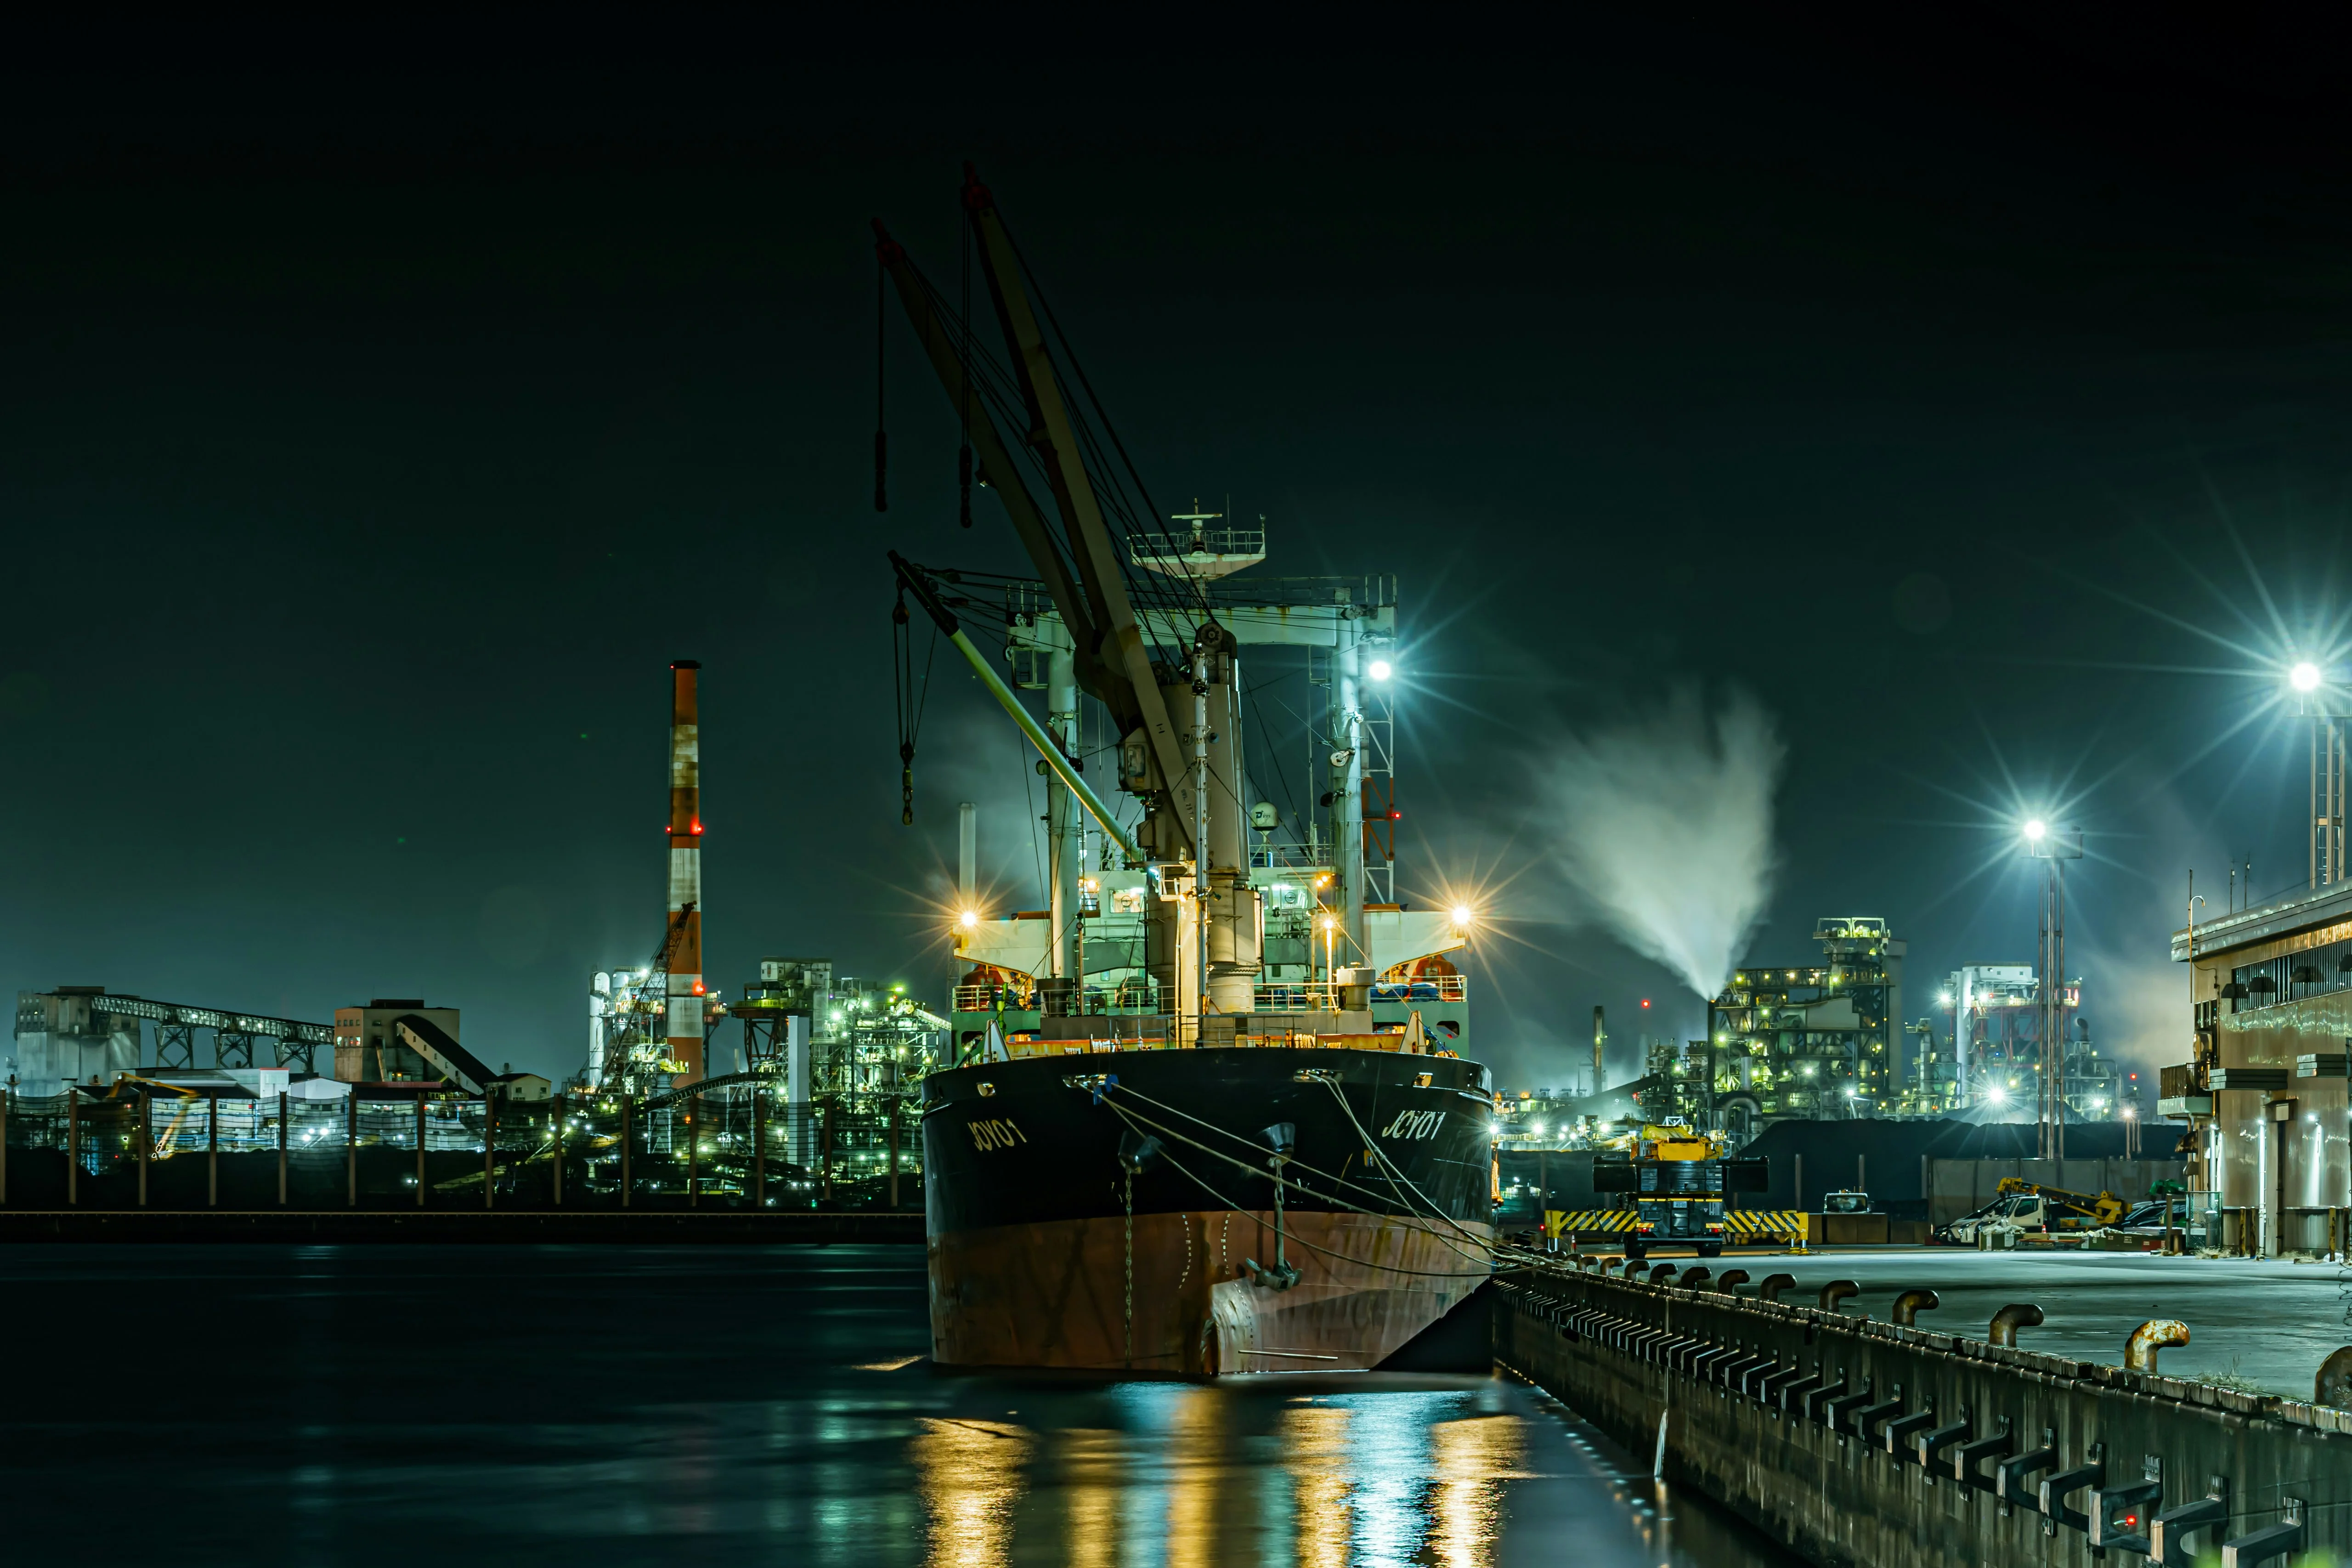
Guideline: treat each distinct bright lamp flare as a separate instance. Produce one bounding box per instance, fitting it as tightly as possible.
[1451,904,1475,928]
[1368,658,1393,681]
[2292,660,2323,692]
[2023,819,2047,843]
[1985,1084,2007,1104]
[956,909,979,930]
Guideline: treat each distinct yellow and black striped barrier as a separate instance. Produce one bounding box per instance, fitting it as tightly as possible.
[1723,1211,1806,1238]
[1542,1210,1808,1244]
[1546,1210,1634,1234]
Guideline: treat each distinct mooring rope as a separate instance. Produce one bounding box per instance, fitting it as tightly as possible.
[1100,1099,1490,1280]
[1098,1079,1505,1272]
[1123,1166,1134,1368]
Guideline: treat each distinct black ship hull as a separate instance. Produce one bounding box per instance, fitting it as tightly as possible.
[921,1046,1496,1373]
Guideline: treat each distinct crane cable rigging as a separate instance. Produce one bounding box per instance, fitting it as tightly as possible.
[896,180,1214,668]
[874,245,888,513]
[893,585,938,825]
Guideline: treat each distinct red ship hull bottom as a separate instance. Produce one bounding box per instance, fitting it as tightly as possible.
[928,1208,1493,1375]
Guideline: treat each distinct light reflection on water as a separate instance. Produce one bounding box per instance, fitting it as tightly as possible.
[910,1378,1762,1568]
[0,1247,1781,1567]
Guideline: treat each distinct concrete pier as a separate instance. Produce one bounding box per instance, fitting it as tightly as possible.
[1497,1265,2349,1568]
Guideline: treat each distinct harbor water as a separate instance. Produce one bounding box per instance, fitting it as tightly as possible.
[0,1245,1785,1565]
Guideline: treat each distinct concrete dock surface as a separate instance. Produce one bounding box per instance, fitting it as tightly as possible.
[1617,1245,2352,1398]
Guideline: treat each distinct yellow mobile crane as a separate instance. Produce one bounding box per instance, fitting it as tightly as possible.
[1591,1119,1769,1258]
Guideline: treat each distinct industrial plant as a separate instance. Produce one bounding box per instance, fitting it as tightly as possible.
[4,652,944,1215]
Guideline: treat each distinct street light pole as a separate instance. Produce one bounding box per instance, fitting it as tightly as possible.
[2025,820,2083,1163]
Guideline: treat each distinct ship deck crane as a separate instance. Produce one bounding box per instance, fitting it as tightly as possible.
[876,167,1267,1037]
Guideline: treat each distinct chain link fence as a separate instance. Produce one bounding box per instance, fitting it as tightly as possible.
[0,1088,922,1211]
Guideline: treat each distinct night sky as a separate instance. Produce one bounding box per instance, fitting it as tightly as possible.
[9,13,2352,1090]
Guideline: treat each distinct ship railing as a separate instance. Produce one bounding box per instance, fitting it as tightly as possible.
[955,984,1170,1014]
[1249,975,1467,1010]
[1250,845,1334,870]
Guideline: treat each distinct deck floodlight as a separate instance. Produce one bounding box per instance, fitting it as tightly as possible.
[2023,818,2047,843]
[2292,660,2323,692]
[1985,1084,2007,1103]
[957,909,980,930]
[1451,904,1475,929]
[1368,658,1393,681]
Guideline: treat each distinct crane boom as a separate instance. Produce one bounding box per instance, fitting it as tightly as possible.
[957,169,1194,861]
[1994,1175,2125,1225]
[870,224,1115,714]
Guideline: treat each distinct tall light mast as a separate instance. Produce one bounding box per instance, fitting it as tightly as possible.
[2024,820,2081,1160]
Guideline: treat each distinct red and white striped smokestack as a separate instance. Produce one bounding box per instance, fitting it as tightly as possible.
[667,660,705,1086]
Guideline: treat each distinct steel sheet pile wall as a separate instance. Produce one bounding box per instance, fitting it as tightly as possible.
[1495,1268,2348,1568]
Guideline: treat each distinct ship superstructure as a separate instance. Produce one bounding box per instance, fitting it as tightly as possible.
[948,562,1473,1062]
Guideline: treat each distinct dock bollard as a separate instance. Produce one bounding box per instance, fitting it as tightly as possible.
[1990,1303,2044,1347]
[1758,1273,1796,1302]
[2124,1319,2189,1373]
[1712,1268,1751,1294]
[1676,1266,1712,1290]
[2313,1346,2352,1407]
[1891,1288,1940,1326]
[1647,1263,1679,1285]
[1818,1279,1860,1314]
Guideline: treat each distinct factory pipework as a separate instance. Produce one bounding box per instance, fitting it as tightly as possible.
[667,660,705,1086]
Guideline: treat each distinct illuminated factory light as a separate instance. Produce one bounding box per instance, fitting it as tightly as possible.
[1986,1085,2007,1104]
[2024,818,2047,843]
[1450,905,1475,929]
[1368,659,1393,681]
[2292,660,2323,692]
[957,909,979,931]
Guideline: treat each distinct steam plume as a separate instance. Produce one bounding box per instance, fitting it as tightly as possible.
[1541,686,1786,998]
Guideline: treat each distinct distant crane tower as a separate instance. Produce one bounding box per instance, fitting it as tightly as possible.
[1592,1005,1606,1096]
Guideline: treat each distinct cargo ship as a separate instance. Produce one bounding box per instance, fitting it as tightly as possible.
[878,168,1494,1372]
